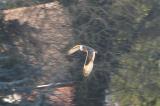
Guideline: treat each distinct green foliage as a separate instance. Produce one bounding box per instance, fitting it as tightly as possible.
[109,1,160,105]
[69,0,160,105]
[112,37,160,105]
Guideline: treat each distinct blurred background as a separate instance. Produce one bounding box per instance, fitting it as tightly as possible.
[0,0,160,106]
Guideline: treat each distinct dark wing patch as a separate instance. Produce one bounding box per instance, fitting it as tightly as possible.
[84,50,93,65]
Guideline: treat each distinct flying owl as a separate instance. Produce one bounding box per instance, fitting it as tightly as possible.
[68,45,97,77]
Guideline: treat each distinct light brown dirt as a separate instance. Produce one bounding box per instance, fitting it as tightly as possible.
[2,1,74,82]
[1,1,76,106]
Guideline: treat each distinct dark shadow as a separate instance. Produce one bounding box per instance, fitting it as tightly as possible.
[60,0,160,106]
[60,1,113,106]
[0,13,45,105]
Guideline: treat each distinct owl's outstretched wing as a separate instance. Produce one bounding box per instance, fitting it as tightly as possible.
[83,50,95,77]
[68,45,81,55]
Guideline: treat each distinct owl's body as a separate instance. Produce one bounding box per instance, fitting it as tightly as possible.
[68,45,97,77]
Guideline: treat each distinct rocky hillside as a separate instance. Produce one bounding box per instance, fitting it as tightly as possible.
[0,1,77,106]
[2,1,74,83]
